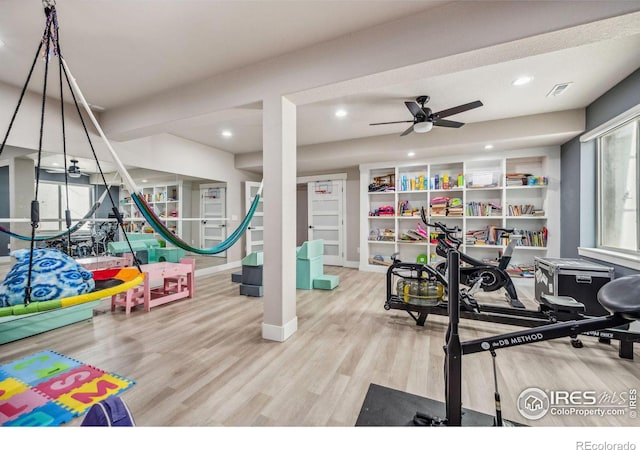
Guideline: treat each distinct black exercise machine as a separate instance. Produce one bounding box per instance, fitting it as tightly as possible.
[414,249,640,426]
[421,211,524,308]
[384,257,640,359]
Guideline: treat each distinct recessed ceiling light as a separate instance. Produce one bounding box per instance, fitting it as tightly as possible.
[484,144,494,150]
[221,130,233,138]
[335,109,347,118]
[141,179,148,183]
[512,76,534,86]
[408,151,415,157]
[52,162,59,166]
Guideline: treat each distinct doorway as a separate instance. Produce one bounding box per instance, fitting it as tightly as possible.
[297,175,346,267]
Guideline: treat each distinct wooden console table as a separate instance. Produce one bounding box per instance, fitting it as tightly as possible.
[111,259,195,314]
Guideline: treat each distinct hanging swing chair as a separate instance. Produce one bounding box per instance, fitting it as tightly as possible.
[0,2,144,317]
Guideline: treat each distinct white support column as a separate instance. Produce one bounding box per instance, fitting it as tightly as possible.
[261,95,298,342]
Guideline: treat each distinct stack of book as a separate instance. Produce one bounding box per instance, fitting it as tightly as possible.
[465,229,488,245]
[506,173,530,186]
[447,198,464,216]
[399,230,429,241]
[507,204,544,216]
[518,228,548,247]
[430,196,448,216]
[466,201,502,216]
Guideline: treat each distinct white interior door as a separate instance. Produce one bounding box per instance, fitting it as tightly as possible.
[307,180,344,266]
[245,181,264,255]
[201,186,226,257]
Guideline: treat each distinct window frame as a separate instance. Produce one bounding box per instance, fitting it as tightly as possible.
[37,181,94,232]
[596,116,640,256]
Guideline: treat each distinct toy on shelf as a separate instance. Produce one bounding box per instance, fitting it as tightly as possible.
[369,228,396,242]
[398,200,420,216]
[369,205,395,216]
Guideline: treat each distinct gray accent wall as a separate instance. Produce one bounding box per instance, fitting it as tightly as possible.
[560,136,580,258]
[560,68,640,277]
[94,185,120,218]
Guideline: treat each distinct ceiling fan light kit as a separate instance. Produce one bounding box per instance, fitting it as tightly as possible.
[413,121,433,133]
[44,158,89,177]
[369,95,483,136]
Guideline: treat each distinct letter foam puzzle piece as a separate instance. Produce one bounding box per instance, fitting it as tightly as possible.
[56,373,134,414]
[3,402,74,427]
[35,365,105,398]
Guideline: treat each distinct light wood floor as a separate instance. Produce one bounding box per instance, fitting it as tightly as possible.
[1,267,638,427]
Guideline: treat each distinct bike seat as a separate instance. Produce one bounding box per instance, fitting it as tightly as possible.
[539,294,585,315]
[597,274,640,320]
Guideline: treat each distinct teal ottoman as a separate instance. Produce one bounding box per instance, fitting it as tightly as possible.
[313,274,339,290]
[296,256,323,290]
[149,247,185,263]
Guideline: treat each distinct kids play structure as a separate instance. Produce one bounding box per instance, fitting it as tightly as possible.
[0,3,258,340]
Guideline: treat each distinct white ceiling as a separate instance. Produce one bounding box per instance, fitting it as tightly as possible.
[1,1,640,173]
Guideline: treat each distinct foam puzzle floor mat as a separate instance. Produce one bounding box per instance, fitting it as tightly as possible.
[0,350,135,426]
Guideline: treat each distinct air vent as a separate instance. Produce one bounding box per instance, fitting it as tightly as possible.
[547,82,573,97]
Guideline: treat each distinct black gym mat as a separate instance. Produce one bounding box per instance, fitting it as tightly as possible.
[355,383,521,426]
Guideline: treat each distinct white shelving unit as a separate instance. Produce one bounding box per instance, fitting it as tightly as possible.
[119,182,183,239]
[359,148,560,272]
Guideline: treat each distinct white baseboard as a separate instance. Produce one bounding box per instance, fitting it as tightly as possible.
[0,256,10,263]
[262,316,298,342]
[195,260,241,278]
[343,260,359,269]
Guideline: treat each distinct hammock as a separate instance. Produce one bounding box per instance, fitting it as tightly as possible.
[0,267,145,317]
[61,57,262,256]
[0,186,110,242]
[131,187,261,255]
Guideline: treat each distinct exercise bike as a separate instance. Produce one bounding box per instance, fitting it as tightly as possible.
[413,249,640,427]
[420,206,524,308]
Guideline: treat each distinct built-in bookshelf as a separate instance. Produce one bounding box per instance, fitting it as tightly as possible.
[359,149,560,272]
[119,182,183,239]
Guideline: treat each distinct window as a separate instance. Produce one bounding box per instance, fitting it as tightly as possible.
[597,117,639,254]
[37,182,93,231]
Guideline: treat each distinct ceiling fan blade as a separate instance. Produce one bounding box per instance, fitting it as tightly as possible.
[370,120,414,126]
[435,100,483,119]
[400,124,414,136]
[45,168,65,173]
[404,101,422,117]
[434,119,465,128]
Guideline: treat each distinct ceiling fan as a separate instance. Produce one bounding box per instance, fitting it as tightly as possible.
[45,159,89,178]
[370,95,483,136]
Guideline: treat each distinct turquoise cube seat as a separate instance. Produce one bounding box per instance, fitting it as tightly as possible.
[242,251,264,267]
[296,240,325,290]
[108,233,160,254]
[313,274,339,290]
[148,246,185,263]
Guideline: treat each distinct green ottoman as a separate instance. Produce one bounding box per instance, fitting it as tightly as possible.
[297,256,323,290]
[149,247,185,263]
[313,274,339,290]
